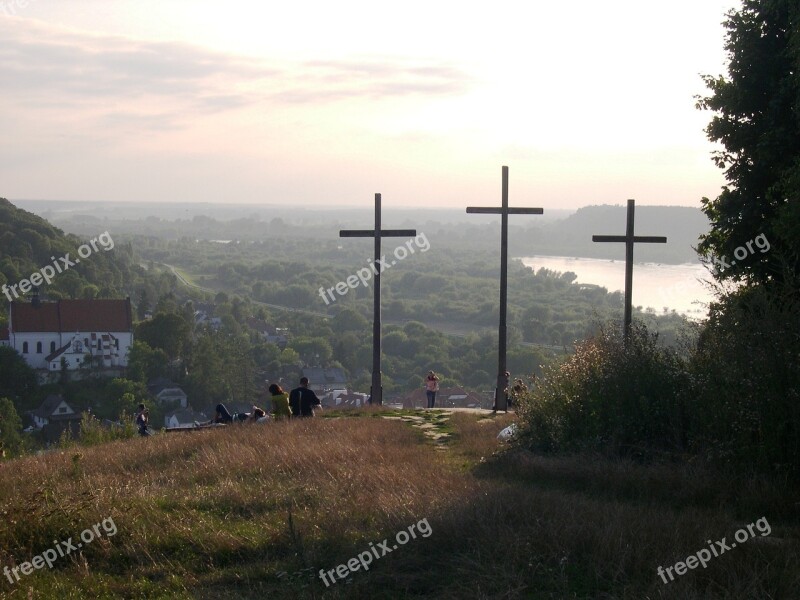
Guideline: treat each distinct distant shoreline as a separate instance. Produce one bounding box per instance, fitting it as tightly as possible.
[517,254,703,268]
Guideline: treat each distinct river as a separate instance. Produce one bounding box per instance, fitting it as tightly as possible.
[519,256,715,318]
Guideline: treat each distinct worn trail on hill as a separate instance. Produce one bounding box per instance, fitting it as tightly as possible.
[381,410,458,451]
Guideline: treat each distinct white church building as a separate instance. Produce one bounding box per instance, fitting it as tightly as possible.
[6,297,134,372]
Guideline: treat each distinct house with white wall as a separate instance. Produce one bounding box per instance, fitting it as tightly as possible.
[147,377,188,408]
[165,407,208,428]
[27,394,81,429]
[8,297,133,372]
[302,367,349,396]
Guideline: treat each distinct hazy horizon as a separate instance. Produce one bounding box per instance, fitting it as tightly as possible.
[0,1,739,210]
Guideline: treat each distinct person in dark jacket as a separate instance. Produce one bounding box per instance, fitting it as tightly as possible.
[135,403,151,436]
[289,377,322,417]
[213,403,234,424]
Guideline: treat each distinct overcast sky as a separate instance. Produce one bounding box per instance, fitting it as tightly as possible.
[0,0,740,209]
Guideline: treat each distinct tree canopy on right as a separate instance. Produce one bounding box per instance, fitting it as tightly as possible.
[697,0,799,288]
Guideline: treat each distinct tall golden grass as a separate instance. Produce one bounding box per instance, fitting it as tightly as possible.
[0,409,796,599]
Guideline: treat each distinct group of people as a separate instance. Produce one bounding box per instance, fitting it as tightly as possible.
[207,376,324,425]
[425,369,530,411]
[134,371,531,436]
[135,377,324,436]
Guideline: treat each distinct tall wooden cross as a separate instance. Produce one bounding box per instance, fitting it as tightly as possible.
[592,199,667,340]
[340,193,416,406]
[467,166,543,412]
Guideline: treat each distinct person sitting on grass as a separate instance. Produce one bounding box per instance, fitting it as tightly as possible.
[289,377,322,417]
[269,384,292,420]
[196,403,237,427]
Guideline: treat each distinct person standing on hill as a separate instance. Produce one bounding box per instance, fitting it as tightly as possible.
[492,371,511,412]
[135,403,151,436]
[269,383,292,419]
[509,378,527,408]
[289,377,322,417]
[425,371,440,408]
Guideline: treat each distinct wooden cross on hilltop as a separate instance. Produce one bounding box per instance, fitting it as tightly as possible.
[467,166,543,412]
[592,199,667,341]
[340,193,416,406]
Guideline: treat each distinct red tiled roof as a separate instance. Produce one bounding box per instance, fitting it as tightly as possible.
[11,299,132,333]
[10,302,60,332]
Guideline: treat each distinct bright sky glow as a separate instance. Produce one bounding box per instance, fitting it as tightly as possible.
[0,0,740,208]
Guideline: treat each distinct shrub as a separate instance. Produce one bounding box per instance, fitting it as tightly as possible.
[76,411,137,447]
[690,285,800,472]
[516,322,692,457]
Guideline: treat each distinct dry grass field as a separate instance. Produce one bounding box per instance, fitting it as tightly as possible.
[0,408,796,599]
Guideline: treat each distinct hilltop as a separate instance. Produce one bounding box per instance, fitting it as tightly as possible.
[0,409,794,599]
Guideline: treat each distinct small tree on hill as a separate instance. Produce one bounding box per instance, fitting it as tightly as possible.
[0,397,24,459]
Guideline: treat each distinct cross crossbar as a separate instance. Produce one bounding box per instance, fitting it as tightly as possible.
[466,207,544,215]
[340,229,417,237]
[592,235,667,244]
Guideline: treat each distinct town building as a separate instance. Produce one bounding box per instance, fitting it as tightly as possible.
[7,297,133,373]
[147,377,189,408]
[301,367,349,396]
[27,394,80,429]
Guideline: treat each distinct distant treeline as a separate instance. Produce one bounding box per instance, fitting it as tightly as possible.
[31,202,706,264]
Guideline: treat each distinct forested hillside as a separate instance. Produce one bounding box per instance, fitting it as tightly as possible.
[0,198,178,323]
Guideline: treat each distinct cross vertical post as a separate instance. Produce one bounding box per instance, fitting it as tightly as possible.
[340,194,416,405]
[467,166,543,411]
[592,199,667,341]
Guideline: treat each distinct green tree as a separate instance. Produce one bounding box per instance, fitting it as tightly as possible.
[279,347,301,369]
[136,312,192,360]
[127,341,169,383]
[332,308,368,334]
[137,288,151,320]
[184,335,228,406]
[118,392,140,418]
[696,0,800,285]
[82,284,100,299]
[291,337,333,365]
[0,397,24,458]
[0,346,37,402]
